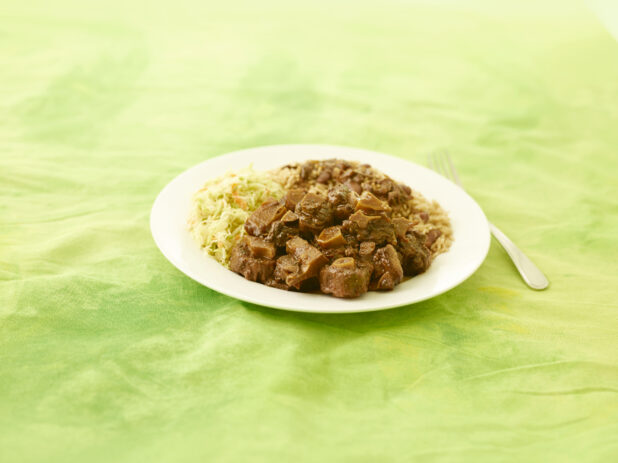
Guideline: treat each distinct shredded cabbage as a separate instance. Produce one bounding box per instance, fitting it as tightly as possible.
[188,166,285,266]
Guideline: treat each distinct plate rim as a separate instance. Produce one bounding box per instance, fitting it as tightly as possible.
[150,143,491,313]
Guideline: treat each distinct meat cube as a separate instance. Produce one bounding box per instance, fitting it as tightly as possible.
[273,254,299,287]
[269,254,323,292]
[372,244,404,290]
[392,217,414,239]
[327,184,357,220]
[284,189,306,211]
[355,191,391,216]
[285,236,329,288]
[319,257,372,298]
[268,220,298,248]
[245,236,276,259]
[295,193,334,235]
[397,231,430,276]
[343,211,396,246]
[281,210,299,223]
[359,241,376,257]
[317,226,347,249]
[267,210,300,248]
[229,238,276,283]
[244,198,287,236]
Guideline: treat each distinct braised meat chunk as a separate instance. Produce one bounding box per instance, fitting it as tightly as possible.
[397,231,430,276]
[343,211,396,247]
[372,244,404,290]
[281,210,299,223]
[317,226,347,249]
[270,254,300,289]
[355,191,391,216]
[245,236,276,259]
[359,241,376,257]
[366,177,410,207]
[244,198,287,237]
[295,193,334,235]
[327,184,357,221]
[268,211,299,248]
[268,222,297,248]
[229,237,276,283]
[392,217,414,239]
[284,189,306,211]
[285,236,329,288]
[320,257,372,298]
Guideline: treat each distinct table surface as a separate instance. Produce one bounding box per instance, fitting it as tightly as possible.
[1,1,617,462]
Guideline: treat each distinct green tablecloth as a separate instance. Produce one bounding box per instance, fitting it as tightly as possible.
[2,1,617,461]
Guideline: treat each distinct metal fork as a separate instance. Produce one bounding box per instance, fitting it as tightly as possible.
[427,152,549,290]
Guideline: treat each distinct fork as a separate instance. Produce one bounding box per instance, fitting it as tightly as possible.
[427,152,549,290]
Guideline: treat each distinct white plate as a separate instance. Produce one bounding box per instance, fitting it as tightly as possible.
[150,144,490,313]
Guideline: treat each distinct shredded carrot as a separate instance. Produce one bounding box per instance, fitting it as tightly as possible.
[233,195,247,209]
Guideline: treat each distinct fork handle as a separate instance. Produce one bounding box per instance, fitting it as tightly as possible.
[489,223,549,290]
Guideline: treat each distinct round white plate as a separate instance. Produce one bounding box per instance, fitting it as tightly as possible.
[150,144,490,313]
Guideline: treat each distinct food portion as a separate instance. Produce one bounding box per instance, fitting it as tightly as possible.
[189,159,453,298]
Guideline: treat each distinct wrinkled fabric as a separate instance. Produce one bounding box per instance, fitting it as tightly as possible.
[1,1,617,462]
